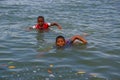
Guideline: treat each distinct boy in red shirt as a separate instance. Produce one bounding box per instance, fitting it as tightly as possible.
[29,16,62,30]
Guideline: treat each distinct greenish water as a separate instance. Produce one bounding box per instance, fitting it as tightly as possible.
[0,0,120,80]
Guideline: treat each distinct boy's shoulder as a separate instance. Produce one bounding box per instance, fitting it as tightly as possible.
[65,39,73,47]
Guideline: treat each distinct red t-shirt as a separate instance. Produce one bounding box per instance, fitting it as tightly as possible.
[32,23,51,30]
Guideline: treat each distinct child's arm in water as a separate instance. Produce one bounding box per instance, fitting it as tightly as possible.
[27,22,62,31]
[26,26,35,31]
[50,22,62,30]
[71,35,87,44]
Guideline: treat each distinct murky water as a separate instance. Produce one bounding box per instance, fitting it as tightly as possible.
[0,0,120,80]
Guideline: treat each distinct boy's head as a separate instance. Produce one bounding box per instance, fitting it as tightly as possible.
[37,16,45,26]
[56,36,66,47]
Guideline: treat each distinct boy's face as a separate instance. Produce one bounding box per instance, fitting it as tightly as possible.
[37,18,44,26]
[56,38,65,47]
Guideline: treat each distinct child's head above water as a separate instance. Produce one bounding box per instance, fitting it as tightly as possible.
[55,35,88,48]
[37,16,45,26]
[56,35,66,47]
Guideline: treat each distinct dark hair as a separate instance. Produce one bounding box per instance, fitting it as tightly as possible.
[56,35,65,43]
[37,16,44,21]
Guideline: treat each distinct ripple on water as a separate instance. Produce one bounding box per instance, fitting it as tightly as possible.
[0,0,120,80]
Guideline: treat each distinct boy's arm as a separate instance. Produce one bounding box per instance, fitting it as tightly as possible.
[50,22,62,29]
[71,35,87,44]
[28,26,36,30]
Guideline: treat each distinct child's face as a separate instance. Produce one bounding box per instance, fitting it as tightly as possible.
[56,38,65,47]
[37,18,44,26]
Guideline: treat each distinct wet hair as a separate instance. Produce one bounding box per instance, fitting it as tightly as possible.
[56,35,65,43]
[37,16,44,21]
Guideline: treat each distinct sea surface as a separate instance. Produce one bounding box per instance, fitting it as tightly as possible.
[0,0,120,80]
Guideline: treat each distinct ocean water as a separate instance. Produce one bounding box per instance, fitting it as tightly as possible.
[0,0,120,80]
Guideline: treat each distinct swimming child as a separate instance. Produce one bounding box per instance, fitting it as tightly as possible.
[56,35,87,48]
[29,16,62,31]
[36,35,87,54]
